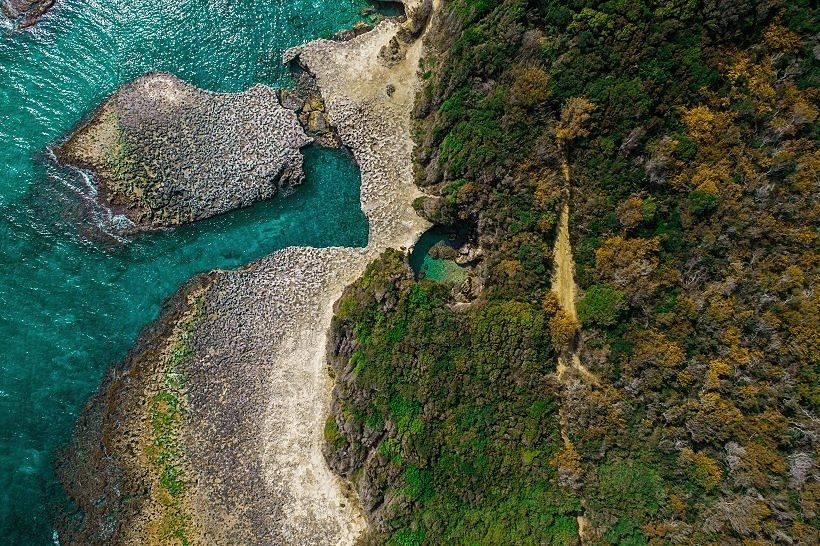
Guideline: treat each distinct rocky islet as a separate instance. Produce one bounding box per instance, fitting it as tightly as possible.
[56,73,312,233]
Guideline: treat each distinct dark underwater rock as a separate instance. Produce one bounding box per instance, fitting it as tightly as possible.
[2,0,54,28]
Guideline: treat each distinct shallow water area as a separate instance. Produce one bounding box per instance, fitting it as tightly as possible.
[410,226,468,283]
[0,0,374,543]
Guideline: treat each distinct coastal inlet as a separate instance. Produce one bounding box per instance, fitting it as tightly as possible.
[55,0,434,543]
[0,0,378,539]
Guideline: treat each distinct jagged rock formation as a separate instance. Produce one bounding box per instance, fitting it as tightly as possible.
[57,273,218,545]
[56,2,433,543]
[57,73,311,233]
[1,0,54,28]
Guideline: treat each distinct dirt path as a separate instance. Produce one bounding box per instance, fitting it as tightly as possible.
[551,157,597,544]
[553,202,578,320]
[551,161,597,383]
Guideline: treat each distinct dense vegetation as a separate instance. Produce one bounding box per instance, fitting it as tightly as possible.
[326,0,818,544]
[327,251,578,544]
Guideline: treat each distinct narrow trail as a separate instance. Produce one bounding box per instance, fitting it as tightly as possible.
[551,160,598,384]
[551,157,596,544]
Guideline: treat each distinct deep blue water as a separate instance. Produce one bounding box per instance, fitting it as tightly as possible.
[0,0,373,542]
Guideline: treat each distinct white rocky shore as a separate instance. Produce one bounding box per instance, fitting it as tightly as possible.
[58,2,437,543]
[180,1,435,544]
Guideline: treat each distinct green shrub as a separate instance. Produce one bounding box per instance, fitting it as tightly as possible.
[577,284,628,326]
[687,189,718,215]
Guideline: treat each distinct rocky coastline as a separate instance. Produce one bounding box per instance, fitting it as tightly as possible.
[57,1,435,544]
[1,0,54,28]
[56,73,311,234]
[57,271,220,545]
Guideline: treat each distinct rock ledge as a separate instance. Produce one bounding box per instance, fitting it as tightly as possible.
[2,0,54,28]
[57,72,311,233]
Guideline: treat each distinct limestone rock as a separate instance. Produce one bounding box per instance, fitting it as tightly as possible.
[303,95,325,112]
[1,0,54,28]
[56,73,312,233]
[308,110,330,133]
[333,21,373,42]
[455,243,483,266]
[278,88,305,111]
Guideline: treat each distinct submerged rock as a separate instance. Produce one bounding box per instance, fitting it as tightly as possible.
[1,0,54,28]
[56,273,220,545]
[56,72,311,233]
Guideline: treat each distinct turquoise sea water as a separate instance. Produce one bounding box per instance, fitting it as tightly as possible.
[0,1,374,542]
[410,227,467,283]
